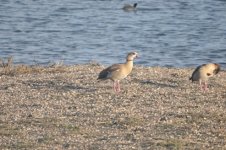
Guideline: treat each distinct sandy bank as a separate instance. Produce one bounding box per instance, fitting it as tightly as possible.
[0,64,226,149]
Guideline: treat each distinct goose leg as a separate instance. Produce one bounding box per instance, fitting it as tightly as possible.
[199,80,203,91]
[204,82,208,91]
[117,81,121,92]
[113,82,117,92]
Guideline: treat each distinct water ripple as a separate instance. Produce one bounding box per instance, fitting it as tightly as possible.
[0,0,226,68]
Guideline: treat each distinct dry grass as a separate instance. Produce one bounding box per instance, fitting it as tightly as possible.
[1,60,226,149]
[0,57,67,76]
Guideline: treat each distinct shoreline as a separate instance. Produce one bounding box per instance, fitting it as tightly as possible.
[1,64,226,149]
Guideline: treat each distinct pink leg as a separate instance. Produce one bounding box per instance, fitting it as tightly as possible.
[113,82,117,92]
[199,80,209,92]
[113,81,120,93]
[199,80,203,91]
[117,81,120,92]
[204,82,208,91]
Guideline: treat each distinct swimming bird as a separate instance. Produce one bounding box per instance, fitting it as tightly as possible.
[97,52,138,93]
[122,3,138,11]
[189,63,220,91]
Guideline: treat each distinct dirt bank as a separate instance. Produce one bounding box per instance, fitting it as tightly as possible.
[0,64,226,149]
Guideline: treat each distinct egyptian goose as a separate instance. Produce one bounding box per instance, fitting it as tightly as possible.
[97,52,138,93]
[122,3,138,11]
[189,63,220,91]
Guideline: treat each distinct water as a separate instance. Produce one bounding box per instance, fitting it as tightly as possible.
[0,0,226,68]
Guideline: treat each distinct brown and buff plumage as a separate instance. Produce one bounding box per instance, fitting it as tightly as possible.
[97,52,138,93]
[189,63,220,91]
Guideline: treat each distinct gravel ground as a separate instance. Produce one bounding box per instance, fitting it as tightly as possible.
[0,64,226,149]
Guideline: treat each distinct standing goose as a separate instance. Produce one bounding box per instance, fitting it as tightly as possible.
[122,3,138,11]
[189,63,220,91]
[97,52,138,93]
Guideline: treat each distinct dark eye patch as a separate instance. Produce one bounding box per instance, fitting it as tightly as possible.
[214,68,220,74]
[207,73,211,76]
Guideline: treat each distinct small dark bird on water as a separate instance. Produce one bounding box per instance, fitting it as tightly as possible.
[122,3,138,11]
[189,63,220,91]
[97,52,138,93]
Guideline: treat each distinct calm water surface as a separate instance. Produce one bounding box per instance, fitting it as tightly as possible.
[0,0,226,68]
